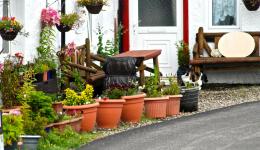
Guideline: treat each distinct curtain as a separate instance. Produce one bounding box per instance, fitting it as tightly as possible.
[212,0,237,26]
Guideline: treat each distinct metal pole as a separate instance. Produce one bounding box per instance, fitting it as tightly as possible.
[2,0,9,53]
[61,0,65,48]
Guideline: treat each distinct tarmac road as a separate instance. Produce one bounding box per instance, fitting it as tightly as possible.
[80,101,260,150]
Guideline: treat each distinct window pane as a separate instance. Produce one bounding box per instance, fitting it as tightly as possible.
[212,0,237,26]
[138,0,176,27]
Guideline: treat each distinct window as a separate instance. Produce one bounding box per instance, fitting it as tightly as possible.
[209,0,239,28]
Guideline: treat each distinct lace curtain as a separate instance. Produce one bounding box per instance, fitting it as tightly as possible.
[212,0,237,26]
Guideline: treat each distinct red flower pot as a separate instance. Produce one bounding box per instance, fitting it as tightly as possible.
[166,95,182,116]
[144,97,168,119]
[96,99,125,129]
[63,103,99,132]
[47,117,83,133]
[121,93,146,123]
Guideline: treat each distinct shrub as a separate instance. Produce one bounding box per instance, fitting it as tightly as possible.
[162,77,180,95]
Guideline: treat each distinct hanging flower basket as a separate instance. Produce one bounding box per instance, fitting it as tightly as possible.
[243,0,260,11]
[0,30,18,41]
[56,24,72,32]
[85,4,103,14]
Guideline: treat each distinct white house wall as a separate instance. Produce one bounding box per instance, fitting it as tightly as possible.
[189,0,260,52]
[0,0,117,63]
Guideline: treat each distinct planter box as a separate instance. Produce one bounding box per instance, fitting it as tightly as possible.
[20,135,41,150]
[180,87,200,112]
[167,95,182,116]
[46,117,83,133]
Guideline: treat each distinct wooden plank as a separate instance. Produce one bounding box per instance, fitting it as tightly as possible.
[190,57,260,65]
[252,36,259,56]
[67,62,97,73]
[204,32,260,38]
[90,54,106,63]
[214,36,221,49]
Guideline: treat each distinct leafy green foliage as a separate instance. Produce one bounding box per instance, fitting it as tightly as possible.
[177,41,190,67]
[96,24,123,57]
[162,77,180,95]
[3,114,24,146]
[103,87,138,99]
[63,84,95,106]
[35,26,57,73]
[72,70,86,92]
[0,59,20,108]
[144,66,162,98]
[22,105,48,136]
[38,127,101,150]
[60,13,79,27]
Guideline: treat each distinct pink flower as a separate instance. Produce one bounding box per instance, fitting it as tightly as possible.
[0,63,3,73]
[9,110,21,115]
[65,42,78,56]
[41,8,60,26]
[15,52,23,58]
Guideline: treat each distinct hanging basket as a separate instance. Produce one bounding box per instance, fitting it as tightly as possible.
[56,24,72,32]
[243,0,260,11]
[0,30,18,41]
[85,4,103,14]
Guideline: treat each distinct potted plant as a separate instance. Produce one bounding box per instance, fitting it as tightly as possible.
[56,13,79,32]
[3,110,24,150]
[143,67,168,119]
[0,16,23,41]
[176,41,190,85]
[243,0,259,11]
[162,77,182,116]
[63,84,99,132]
[0,56,21,112]
[96,88,125,129]
[77,0,108,14]
[180,82,200,112]
[120,83,146,123]
[49,93,64,114]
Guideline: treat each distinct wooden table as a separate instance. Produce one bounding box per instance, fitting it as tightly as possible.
[115,49,162,85]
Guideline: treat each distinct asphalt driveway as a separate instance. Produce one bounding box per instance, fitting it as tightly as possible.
[80,101,260,150]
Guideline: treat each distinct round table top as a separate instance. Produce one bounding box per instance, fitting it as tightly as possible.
[218,32,255,57]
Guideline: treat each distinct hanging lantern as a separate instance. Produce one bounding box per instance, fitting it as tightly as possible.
[242,0,260,11]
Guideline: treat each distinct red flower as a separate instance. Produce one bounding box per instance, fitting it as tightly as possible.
[11,17,15,21]
[2,16,8,20]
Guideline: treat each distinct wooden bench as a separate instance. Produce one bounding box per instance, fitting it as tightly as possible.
[191,27,260,70]
[190,27,260,83]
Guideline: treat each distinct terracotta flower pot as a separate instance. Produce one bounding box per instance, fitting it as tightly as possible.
[46,116,83,133]
[166,95,182,116]
[144,97,168,119]
[63,103,99,132]
[96,99,125,129]
[121,93,146,123]
[43,71,48,82]
[52,102,63,114]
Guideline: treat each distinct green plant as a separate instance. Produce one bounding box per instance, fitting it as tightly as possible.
[0,16,23,33]
[3,114,24,146]
[0,59,20,108]
[77,0,108,6]
[144,66,162,98]
[184,82,198,89]
[72,70,86,92]
[60,13,79,27]
[96,24,123,57]
[162,77,180,95]
[35,26,57,73]
[176,41,190,68]
[38,127,101,150]
[21,105,48,136]
[63,84,95,106]
[103,84,138,99]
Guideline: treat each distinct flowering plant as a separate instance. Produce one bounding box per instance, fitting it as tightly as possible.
[64,42,78,56]
[0,17,23,33]
[63,84,95,106]
[41,7,60,26]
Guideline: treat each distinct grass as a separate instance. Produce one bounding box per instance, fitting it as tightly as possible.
[38,116,160,150]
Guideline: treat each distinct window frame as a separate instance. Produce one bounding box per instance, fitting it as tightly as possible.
[208,0,240,29]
